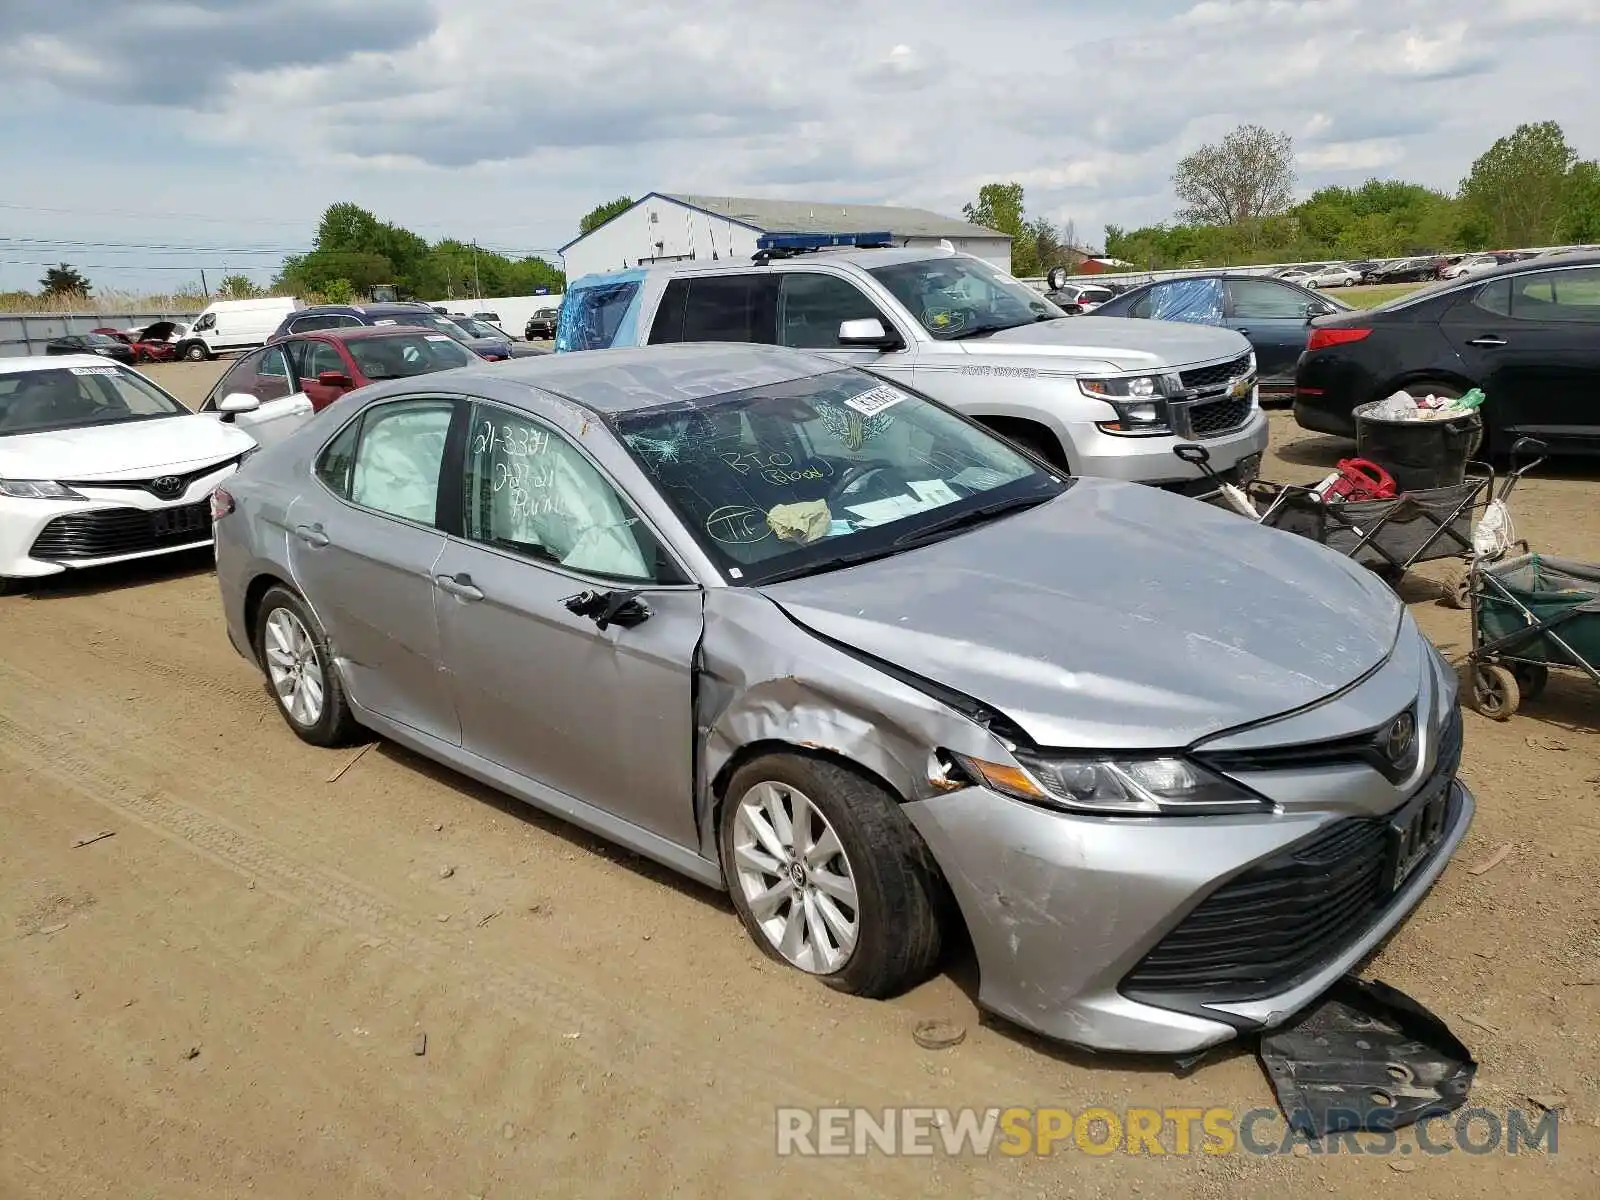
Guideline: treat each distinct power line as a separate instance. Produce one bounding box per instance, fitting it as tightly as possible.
[0,259,278,271]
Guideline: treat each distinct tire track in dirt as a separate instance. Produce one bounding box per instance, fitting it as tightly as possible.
[0,656,1024,1197]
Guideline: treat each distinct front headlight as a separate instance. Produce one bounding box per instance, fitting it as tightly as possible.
[0,479,88,500]
[949,750,1269,816]
[1081,374,1177,435]
[1079,374,1163,399]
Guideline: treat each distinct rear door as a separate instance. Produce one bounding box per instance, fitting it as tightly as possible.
[1439,265,1600,453]
[646,273,776,346]
[1223,279,1322,391]
[288,396,462,742]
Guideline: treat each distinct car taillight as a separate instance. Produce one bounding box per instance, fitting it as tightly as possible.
[1307,327,1371,352]
[210,487,235,521]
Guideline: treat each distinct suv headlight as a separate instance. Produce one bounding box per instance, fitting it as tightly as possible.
[1080,374,1178,436]
[0,479,88,500]
[948,750,1269,816]
[1079,374,1164,399]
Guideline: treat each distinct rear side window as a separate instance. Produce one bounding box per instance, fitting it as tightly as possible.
[679,275,775,343]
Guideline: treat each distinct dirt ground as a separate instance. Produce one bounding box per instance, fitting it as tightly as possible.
[3,362,1597,1199]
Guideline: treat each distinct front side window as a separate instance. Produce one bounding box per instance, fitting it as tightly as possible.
[257,345,293,401]
[202,349,266,411]
[612,368,1063,584]
[463,404,661,581]
[867,256,1063,339]
[777,273,891,348]
[302,340,348,378]
[0,365,187,435]
[1228,280,1314,319]
[342,400,454,524]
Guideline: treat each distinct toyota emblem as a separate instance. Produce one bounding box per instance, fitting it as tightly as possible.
[1383,710,1417,766]
[151,475,184,498]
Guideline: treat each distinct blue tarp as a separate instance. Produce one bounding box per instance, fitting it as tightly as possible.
[555,269,647,352]
[1146,277,1225,324]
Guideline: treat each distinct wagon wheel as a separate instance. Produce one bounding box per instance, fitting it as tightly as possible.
[1465,663,1520,721]
[1512,663,1549,701]
[1437,562,1471,610]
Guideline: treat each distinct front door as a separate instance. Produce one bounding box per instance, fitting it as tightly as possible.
[1224,279,1321,391]
[288,396,462,743]
[1439,265,1600,453]
[198,344,314,448]
[431,400,704,847]
[774,270,916,383]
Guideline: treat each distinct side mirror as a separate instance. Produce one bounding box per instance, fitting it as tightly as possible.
[838,318,901,349]
[217,393,259,420]
[317,370,352,389]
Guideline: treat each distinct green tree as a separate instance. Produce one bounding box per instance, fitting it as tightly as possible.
[962,182,1040,275]
[1172,125,1296,228]
[1559,159,1600,242]
[1460,121,1576,247]
[579,196,634,236]
[316,278,356,305]
[217,274,261,299]
[39,263,92,297]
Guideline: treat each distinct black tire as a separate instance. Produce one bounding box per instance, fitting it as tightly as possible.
[0,576,23,596]
[253,584,363,747]
[720,754,944,999]
[182,342,210,362]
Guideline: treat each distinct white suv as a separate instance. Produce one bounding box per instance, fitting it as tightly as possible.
[557,245,1267,488]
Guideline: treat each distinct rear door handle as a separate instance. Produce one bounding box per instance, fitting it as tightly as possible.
[1467,335,1507,347]
[293,523,330,547]
[435,572,484,601]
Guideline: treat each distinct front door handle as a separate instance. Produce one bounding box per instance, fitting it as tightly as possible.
[435,572,484,601]
[1235,327,1250,336]
[293,523,330,548]
[1467,335,1507,347]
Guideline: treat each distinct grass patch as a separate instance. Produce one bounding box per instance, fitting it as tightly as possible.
[1335,282,1429,309]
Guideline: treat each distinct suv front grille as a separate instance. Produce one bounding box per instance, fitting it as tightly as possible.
[30,501,213,561]
[1189,396,1252,438]
[1179,352,1252,390]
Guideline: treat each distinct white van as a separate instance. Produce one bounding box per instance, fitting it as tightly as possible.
[174,297,299,361]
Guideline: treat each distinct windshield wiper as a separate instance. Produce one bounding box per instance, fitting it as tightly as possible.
[946,322,1018,340]
[752,541,912,586]
[890,491,1055,548]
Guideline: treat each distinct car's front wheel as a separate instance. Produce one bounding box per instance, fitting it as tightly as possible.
[254,585,363,747]
[720,754,944,999]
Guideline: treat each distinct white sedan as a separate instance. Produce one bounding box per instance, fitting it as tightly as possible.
[1301,265,1365,288]
[1441,254,1500,280]
[0,355,256,589]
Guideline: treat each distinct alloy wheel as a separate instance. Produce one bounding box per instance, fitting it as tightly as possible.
[730,781,860,974]
[263,607,325,727]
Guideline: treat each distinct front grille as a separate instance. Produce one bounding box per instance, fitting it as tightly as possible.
[1189,395,1252,438]
[1179,352,1251,390]
[1121,818,1392,1003]
[1122,709,1463,1005]
[30,501,213,561]
[60,454,241,501]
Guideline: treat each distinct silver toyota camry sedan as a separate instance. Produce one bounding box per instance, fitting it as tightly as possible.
[212,342,1472,1055]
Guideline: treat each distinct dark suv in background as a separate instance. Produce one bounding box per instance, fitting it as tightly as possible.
[269,302,513,360]
[523,307,560,340]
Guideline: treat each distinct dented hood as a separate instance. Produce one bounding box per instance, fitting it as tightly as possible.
[761,480,1403,749]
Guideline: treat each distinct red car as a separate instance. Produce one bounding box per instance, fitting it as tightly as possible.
[197,325,484,416]
[91,321,182,363]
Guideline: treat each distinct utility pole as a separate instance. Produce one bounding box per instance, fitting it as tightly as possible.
[200,269,209,296]
[471,240,482,300]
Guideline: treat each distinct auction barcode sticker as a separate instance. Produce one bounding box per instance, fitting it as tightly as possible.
[68,366,120,375]
[844,384,905,417]
[424,334,452,342]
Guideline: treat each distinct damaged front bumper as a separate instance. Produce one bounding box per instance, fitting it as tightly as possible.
[903,778,1474,1055]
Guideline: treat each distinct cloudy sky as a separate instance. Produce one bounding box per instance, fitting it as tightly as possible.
[1,0,1597,294]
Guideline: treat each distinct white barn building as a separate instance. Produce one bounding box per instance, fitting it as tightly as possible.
[559,192,1012,281]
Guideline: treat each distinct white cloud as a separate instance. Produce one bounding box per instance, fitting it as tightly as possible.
[0,0,1596,291]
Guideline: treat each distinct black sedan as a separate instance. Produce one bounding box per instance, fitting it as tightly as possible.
[1294,253,1600,455]
[1091,274,1348,403]
[44,332,137,364]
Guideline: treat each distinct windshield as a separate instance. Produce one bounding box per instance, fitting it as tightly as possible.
[0,365,187,436]
[348,333,476,379]
[612,367,1064,584]
[452,317,503,339]
[867,256,1065,339]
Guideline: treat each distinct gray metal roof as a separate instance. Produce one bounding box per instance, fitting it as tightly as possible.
[464,343,845,415]
[658,193,1008,241]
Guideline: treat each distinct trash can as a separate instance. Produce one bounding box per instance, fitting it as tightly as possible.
[1353,402,1483,491]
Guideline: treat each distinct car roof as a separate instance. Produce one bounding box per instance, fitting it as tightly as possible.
[403,343,842,416]
[0,353,125,375]
[289,325,455,343]
[576,245,959,287]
